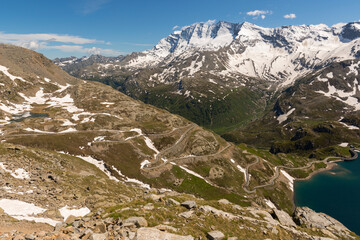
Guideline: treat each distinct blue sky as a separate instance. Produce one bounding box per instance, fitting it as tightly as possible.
[0,0,359,58]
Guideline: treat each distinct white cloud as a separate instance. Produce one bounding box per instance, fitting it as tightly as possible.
[19,41,40,50]
[0,32,103,45]
[247,10,272,20]
[284,13,296,19]
[0,31,122,56]
[172,25,179,30]
[81,0,111,15]
[41,45,122,56]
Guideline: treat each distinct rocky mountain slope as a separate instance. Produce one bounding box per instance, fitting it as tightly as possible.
[225,59,360,157]
[1,44,358,238]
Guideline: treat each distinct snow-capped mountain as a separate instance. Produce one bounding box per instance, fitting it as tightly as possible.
[54,20,360,133]
[124,20,360,86]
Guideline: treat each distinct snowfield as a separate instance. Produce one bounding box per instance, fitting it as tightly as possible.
[280,170,295,191]
[0,199,60,226]
[59,206,90,221]
[277,108,296,124]
[0,163,30,179]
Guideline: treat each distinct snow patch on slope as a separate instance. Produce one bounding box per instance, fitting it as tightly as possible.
[280,170,294,191]
[59,206,90,221]
[0,163,30,179]
[0,199,60,226]
[0,65,27,85]
[277,108,296,124]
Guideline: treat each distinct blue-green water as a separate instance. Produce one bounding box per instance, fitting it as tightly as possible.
[294,157,360,235]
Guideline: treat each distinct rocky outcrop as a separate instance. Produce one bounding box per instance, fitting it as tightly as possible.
[0,215,194,240]
[272,209,296,228]
[199,205,237,220]
[294,207,352,238]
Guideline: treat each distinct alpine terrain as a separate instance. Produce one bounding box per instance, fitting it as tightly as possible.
[0,16,358,239]
[54,20,360,140]
[2,43,359,238]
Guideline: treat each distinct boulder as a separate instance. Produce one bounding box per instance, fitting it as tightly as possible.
[199,205,237,220]
[93,222,106,233]
[148,194,164,202]
[273,209,296,228]
[181,201,196,209]
[179,210,194,219]
[168,198,180,206]
[206,231,225,240]
[218,199,230,205]
[135,227,194,240]
[144,203,154,210]
[156,224,178,232]
[24,234,35,240]
[124,217,148,227]
[65,215,77,224]
[90,233,107,240]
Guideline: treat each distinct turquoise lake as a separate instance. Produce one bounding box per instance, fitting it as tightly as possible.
[294,157,360,235]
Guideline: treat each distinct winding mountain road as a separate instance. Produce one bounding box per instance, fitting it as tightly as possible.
[242,150,358,193]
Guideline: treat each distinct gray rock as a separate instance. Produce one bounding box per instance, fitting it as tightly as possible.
[273,209,296,228]
[81,229,94,239]
[181,200,196,209]
[24,234,35,240]
[90,233,107,240]
[129,231,136,239]
[156,224,178,232]
[206,231,225,240]
[168,198,180,206]
[294,207,350,233]
[54,222,66,231]
[73,219,84,228]
[144,203,154,210]
[65,214,77,224]
[13,236,25,240]
[179,210,194,219]
[199,205,237,220]
[124,217,148,227]
[135,227,194,240]
[94,222,106,233]
[148,194,164,202]
[271,227,279,235]
[104,217,114,225]
[217,199,230,205]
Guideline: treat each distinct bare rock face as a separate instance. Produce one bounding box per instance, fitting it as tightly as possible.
[135,227,194,240]
[272,209,296,228]
[294,207,350,234]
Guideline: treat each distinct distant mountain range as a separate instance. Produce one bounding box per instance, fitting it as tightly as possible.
[55,20,360,86]
[54,20,360,156]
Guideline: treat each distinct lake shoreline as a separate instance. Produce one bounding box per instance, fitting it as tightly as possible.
[294,148,358,182]
[292,156,347,208]
[292,153,360,235]
[296,161,339,182]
